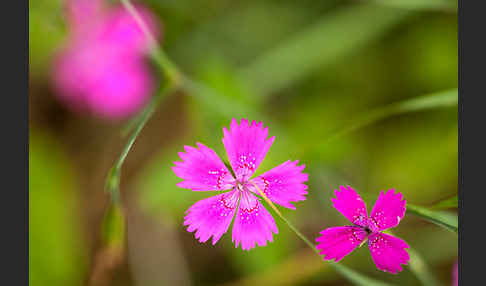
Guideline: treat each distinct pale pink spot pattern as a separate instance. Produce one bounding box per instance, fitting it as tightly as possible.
[51,0,160,119]
[173,118,308,250]
[249,160,308,209]
[173,143,234,191]
[315,226,367,261]
[316,186,410,274]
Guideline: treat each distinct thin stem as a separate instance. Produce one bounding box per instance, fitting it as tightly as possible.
[106,0,184,201]
[407,203,458,233]
[119,0,182,85]
[280,215,320,255]
[250,182,318,254]
[299,89,457,156]
[105,85,174,203]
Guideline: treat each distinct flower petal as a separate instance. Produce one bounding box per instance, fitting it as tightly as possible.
[369,189,406,232]
[331,186,368,227]
[249,160,308,209]
[222,118,275,181]
[98,6,160,54]
[173,143,234,191]
[232,192,278,251]
[184,190,239,245]
[316,226,367,262]
[368,232,410,274]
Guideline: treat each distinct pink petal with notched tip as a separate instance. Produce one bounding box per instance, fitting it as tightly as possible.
[331,186,369,227]
[232,192,278,251]
[368,232,410,274]
[222,118,275,181]
[316,226,368,262]
[369,189,406,232]
[184,190,239,245]
[173,143,235,191]
[249,160,308,209]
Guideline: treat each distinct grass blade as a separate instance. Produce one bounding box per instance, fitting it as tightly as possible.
[431,195,458,210]
[370,0,456,12]
[407,247,441,286]
[407,204,458,233]
[237,4,410,96]
[331,263,394,286]
[326,89,457,143]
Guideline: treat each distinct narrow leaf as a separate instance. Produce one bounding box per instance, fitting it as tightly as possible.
[431,195,458,210]
[407,204,458,233]
[300,89,457,155]
[330,263,395,286]
[383,230,441,286]
[407,247,441,286]
[237,4,410,96]
[326,89,457,143]
[370,0,456,12]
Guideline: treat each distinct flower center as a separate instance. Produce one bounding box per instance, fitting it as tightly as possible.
[235,180,248,192]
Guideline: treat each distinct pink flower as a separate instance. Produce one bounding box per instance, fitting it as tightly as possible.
[316,186,410,274]
[51,0,159,119]
[172,118,308,250]
[452,260,458,286]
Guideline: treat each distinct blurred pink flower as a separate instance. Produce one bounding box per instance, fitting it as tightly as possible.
[65,0,103,31]
[316,186,410,274]
[452,260,458,286]
[51,0,160,119]
[172,118,309,250]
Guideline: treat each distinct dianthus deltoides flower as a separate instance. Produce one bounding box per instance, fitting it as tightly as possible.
[173,119,308,250]
[316,186,410,273]
[51,0,159,119]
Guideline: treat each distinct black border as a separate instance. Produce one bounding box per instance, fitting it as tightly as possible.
[2,0,28,284]
[459,0,486,285]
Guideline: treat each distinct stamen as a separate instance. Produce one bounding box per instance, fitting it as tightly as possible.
[250,181,282,217]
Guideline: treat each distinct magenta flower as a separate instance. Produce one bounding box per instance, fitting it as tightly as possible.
[51,0,159,119]
[316,186,410,274]
[172,119,308,250]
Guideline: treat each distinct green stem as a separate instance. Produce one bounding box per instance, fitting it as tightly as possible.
[369,0,457,12]
[280,216,319,254]
[119,0,182,85]
[303,89,457,154]
[407,204,458,233]
[106,0,185,202]
[406,247,441,286]
[279,214,394,285]
[105,85,174,203]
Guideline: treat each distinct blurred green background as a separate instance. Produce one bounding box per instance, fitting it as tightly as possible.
[29,0,457,285]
